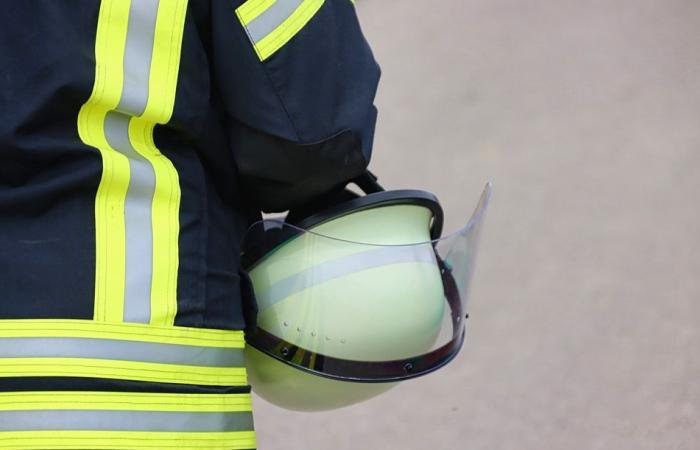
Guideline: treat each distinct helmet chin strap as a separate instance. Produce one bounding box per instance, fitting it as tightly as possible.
[285,171,384,225]
[287,171,445,240]
[351,170,384,194]
[354,170,444,240]
[244,256,466,384]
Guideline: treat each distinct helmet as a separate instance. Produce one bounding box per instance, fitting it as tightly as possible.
[241,174,491,411]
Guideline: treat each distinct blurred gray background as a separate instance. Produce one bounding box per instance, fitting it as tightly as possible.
[254,0,700,448]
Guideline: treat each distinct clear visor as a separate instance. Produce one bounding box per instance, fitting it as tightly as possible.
[242,183,491,382]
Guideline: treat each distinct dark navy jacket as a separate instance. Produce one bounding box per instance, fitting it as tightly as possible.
[0,0,379,329]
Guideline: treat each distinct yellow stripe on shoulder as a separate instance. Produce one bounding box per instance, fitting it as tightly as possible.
[237,0,276,25]
[257,0,325,60]
[236,0,326,61]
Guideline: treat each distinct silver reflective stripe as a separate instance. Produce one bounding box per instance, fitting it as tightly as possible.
[118,0,158,117]
[245,0,304,43]
[0,410,254,432]
[103,0,159,323]
[256,246,438,308]
[0,337,243,367]
[104,112,155,324]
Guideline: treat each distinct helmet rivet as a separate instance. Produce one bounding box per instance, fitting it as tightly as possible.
[283,321,289,327]
[297,327,302,332]
[403,363,414,372]
[340,339,346,344]
[465,313,469,320]
[325,336,331,341]
[311,331,316,337]
[281,347,290,356]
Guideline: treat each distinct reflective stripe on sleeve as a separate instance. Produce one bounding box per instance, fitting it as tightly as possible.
[244,0,304,42]
[236,0,325,61]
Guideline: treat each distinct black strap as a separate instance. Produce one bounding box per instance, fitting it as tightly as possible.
[352,170,384,194]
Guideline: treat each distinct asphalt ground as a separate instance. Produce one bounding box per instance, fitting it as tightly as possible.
[253,1,700,448]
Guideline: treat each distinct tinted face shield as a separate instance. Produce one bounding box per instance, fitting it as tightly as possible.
[241,183,491,383]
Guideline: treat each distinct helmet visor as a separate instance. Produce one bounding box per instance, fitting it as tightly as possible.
[242,183,491,382]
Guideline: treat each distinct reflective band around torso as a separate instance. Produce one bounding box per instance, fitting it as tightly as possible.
[0,320,247,386]
[0,391,256,449]
[0,337,243,367]
[0,410,253,432]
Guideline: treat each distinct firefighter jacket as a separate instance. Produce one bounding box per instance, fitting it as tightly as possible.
[0,0,379,447]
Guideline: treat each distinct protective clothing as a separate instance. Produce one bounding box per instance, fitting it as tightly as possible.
[241,177,491,411]
[0,0,379,448]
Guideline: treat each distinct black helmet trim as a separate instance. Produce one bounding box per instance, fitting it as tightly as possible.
[245,328,464,383]
[242,189,445,272]
[244,257,465,383]
[292,189,445,241]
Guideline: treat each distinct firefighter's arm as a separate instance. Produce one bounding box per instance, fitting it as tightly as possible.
[208,0,380,212]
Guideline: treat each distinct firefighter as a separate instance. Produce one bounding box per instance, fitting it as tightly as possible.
[0,0,379,448]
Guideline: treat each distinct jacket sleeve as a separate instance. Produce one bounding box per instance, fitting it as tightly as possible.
[207,0,380,212]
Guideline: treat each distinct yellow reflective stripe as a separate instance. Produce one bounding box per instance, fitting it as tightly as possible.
[136,0,188,326]
[0,431,257,449]
[79,0,187,325]
[237,0,275,24]
[237,0,326,61]
[78,0,131,322]
[0,392,252,412]
[257,0,325,60]
[0,320,244,347]
[0,392,255,443]
[128,118,179,326]
[0,320,247,386]
[0,358,247,386]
